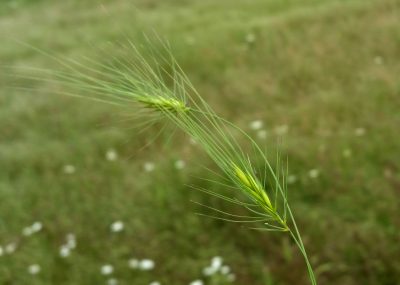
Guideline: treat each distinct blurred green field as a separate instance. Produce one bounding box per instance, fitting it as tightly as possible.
[1,0,400,284]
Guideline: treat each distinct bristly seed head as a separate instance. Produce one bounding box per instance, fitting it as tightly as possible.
[232,163,273,209]
[138,96,190,113]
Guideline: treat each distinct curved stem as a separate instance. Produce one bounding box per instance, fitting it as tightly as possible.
[286,206,317,285]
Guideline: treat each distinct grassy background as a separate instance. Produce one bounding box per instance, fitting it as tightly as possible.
[1,0,400,284]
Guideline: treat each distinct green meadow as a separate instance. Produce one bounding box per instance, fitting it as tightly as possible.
[0,0,399,284]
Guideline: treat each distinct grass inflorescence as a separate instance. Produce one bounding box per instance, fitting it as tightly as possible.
[137,95,190,113]
[14,38,317,285]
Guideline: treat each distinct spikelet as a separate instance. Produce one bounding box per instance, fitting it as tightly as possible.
[232,163,273,210]
[138,95,190,113]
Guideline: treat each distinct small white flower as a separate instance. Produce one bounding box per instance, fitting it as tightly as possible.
[106,149,118,161]
[107,278,118,285]
[138,259,155,271]
[28,264,41,275]
[31,222,42,233]
[257,129,268,139]
[5,243,16,254]
[274,124,289,136]
[202,266,217,276]
[59,245,70,258]
[287,175,297,184]
[66,238,76,249]
[149,282,161,285]
[211,256,223,269]
[63,164,76,174]
[66,233,76,241]
[101,264,114,275]
[245,33,256,44]
[227,273,236,282]
[110,221,124,233]
[249,120,263,130]
[174,160,186,170]
[220,265,231,275]
[355,128,366,136]
[128,258,139,269]
[22,226,34,237]
[189,280,204,285]
[64,233,77,249]
[143,162,155,172]
[308,169,320,179]
[342,149,352,158]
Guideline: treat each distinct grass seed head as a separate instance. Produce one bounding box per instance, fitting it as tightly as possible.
[138,95,190,113]
[232,163,272,209]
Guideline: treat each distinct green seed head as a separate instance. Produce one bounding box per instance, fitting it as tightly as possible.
[233,163,273,209]
[138,96,190,113]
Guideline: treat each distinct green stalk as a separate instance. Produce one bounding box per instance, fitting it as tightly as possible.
[287,206,317,285]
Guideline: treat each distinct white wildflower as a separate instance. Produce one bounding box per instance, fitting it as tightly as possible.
[110,221,124,233]
[138,259,155,271]
[5,243,16,254]
[143,162,155,172]
[106,149,118,161]
[355,128,366,136]
[220,265,231,275]
[174,160,186,170]
[227,273,236,282]
[149,282,161,285]
[28,264,41,275]
[309,169,320,179]
[245,33,256,44]
[23,222,42,236]
[189,280,204,285]
[257,129,268,139]
[66,238,76,249]
[63,164,76,174]
[22,226,34,237]
[211,256,223,270]
[275,124,289,135]
[203,266,217,276]
[31,222,42,233]
[101,264,114,275]
[59,245,70,258]
[107,278,118,285]
[249,120,263,130]
[64,233,77,249]
[66,233,76,241]
[128,258,139,269]
[287,175,297,184]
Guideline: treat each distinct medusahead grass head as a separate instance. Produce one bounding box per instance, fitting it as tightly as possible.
[13,37,316,285]
[137,95,190,113]
[232,163,273,211]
